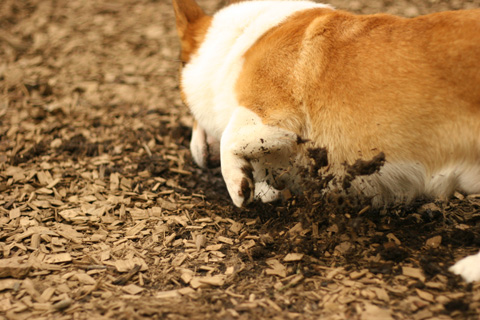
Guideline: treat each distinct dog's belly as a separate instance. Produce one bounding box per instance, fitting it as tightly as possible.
[251,148,480,205]
[352,161,480,205]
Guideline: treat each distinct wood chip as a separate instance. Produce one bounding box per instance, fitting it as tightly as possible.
[189,277,203,289]
[157,198,177,211]
[180,269,193,284]
[9,207,21,219]
[114,258,148,272]
[156,290,180,299]
[372,287,390,302]
[413,309,433,320]
[238,239,255,253]
[415,289,435,302]
[326,267,344,280]
[0,279,19,291]
[386,233,401,245]
[40,287,56,302]
[178,287,195,296]
[43,253,72,264]
[229,222,243,234]
[112,264,141,285]
[283,253,304,262]
[206,244,223,251]
[110,173,120,191]
[31,233,41,249]
[23,278,45,302]
[199,275,226,287]
[56,224,83,244]
[122,284,144,295]
[288,222,304,236]
[0,258,31,278]
[52,298,72,311]
[172,253,188,267]
[75,273,96,285]
[265,259,287,278]
[195,234,206,250]
[217,236,234,245]
[126,221,146,237]
[425,235,442,248]
[402,267,426,282]
[350,269,368,280]
[425,281,445,290]
[361,303,394,320]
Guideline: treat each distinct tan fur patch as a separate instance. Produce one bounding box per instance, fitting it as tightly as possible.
[236,8,480,172]
[172,0,212,63]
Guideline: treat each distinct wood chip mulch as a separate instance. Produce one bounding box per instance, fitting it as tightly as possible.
[1,0,480,319]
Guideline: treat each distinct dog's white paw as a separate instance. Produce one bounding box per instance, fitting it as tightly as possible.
[254,181,282,203]
[190,123,220,169]
[222,162,254,207]
[449,250,480,283]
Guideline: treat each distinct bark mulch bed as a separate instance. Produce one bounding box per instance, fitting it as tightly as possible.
[1,0,479,319]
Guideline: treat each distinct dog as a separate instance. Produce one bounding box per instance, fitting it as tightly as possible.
[172,0,480,281]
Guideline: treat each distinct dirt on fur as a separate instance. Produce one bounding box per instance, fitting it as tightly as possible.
[1,0,480,319]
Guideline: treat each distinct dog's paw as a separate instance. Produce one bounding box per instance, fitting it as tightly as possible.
[254,181,282,203]
[449,250,480,283]
[190,123,220,169]
[223,164,254,207]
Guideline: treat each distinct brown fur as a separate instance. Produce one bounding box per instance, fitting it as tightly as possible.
[172,0,212,110]
[236,8,480,172]
[172,0,212,64]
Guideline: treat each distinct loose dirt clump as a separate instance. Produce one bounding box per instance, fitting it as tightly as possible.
[1,0,480,319]
[307,147,329,177]
[342,152,385,190]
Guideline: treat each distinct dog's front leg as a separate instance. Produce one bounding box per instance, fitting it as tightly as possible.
[220,107,297,207]
[449,250,480,283]
[190,121,220,169]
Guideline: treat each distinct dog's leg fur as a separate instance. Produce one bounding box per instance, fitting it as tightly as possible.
[190,121,220,169]
[190,121,209,169]
[449,250,480,283]
[220,107,297,207]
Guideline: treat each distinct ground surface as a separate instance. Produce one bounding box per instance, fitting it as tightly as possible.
[1,0,480,319]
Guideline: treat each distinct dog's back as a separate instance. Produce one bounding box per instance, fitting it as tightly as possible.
[175,0,480,204]
[235,8,480,202]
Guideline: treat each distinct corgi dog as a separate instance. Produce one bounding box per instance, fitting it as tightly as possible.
[173,0,480,208]
[172,0,480,281]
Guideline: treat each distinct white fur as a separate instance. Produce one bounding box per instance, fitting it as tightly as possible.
[182,0,333,141]
[351,162,480,205]
[190,123,220,168]
[190,123,208,168]
[255,181,282,203]
[449,251,480,283]
[220,107,299,206]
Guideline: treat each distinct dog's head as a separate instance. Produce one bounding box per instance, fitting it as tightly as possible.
[172,0,212,68]
[173,0,221,168]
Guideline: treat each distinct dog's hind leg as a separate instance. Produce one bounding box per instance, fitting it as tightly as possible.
[449,250,480,283]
